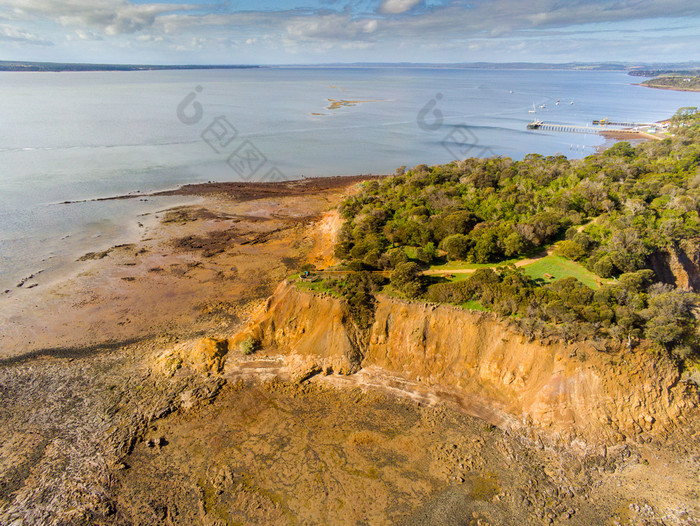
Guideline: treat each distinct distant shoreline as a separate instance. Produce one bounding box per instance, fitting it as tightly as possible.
[3,60,700,73]
[0,61,261,72]
[637,82,700,93]
[57,175,385,205]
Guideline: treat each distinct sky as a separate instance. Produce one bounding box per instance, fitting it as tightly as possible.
[0,0,699,64]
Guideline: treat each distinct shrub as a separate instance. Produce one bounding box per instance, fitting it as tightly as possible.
[441,234,471,261]
[240,336,258,355]
[556,240,586,261]
[391,262,424,298]
[416,242,437,264]
[593,255,615,278]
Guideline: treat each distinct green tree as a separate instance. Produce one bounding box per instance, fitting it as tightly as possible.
[416,242,437,264]
[556,240,586,261]
[391,262,424,298]
[441,234,471,261]
[471,230,501,263]
[593,255,615,278]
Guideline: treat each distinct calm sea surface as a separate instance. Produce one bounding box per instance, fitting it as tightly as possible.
[1,67,698,289]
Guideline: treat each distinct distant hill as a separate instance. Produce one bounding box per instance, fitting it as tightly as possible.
[2,60,700,73]
[630,69,700,78]
[0,61,260,72]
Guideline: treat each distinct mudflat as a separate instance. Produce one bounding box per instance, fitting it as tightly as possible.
[0,177,374,361]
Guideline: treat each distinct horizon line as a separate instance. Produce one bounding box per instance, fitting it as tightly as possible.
[2,59,700,69]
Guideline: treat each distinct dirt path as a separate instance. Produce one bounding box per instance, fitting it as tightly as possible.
[423,219,596,278]
[422,248,553,277]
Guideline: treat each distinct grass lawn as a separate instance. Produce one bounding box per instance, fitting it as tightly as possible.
[295,279,341,296]
[428,257,523,271]
[522,255,604,289]
[460,300,487,311]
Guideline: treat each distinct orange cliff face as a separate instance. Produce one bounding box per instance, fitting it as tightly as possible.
[233,281,699,443]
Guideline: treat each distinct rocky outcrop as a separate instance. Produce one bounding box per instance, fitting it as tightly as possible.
[649,242,700,291]
[232,281,365,375]
[192,337,229,373]
[240,282,698,442]
[155,337,229,375]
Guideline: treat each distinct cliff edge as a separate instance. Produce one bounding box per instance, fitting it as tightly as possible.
[236,281,698,443]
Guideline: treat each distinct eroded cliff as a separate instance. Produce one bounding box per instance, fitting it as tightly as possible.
[238,281,698,443]
[649,242,700,291]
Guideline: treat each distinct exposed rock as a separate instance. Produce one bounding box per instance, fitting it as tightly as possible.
[179,377,226,410]
[191,337,229,373]
[232,280,364,375]
[286,355,323,384]
[155,350,183,377]
[241,282,699,442]
[648,242,700,291]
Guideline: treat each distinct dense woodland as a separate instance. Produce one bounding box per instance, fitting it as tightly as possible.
[315,107,700,362]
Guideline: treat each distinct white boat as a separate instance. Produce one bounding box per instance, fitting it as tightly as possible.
[539,104,546,109]
[528,103,536,114]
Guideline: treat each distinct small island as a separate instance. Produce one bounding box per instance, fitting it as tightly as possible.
[326,98,379,110]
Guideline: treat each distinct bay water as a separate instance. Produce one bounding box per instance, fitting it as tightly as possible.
[1,67,698,290]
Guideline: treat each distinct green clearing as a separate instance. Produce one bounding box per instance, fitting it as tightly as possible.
[447,273,472,283]
[521,255,604,289]
[460,300,487,311]
[295,279,341,296]
[428,256,523,271]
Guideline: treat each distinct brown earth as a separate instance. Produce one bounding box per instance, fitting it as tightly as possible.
[0,178,373,359]
[238,281,698,442]
[1,176,700,525]
[599,130,662,141]
[649,240,700,292]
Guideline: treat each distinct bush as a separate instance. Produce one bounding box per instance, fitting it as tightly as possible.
[441,234,471,261]
[240,336,258,355]
[426,282,470,304]
[416,242,437,264]
[593,255,615,278]
[325,271,386,330]
[556,240,586,261]
[391,262,424,298]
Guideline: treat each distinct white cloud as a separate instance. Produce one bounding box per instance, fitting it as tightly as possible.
[0,22,50,44]
[0,0,698,62]
[379,0,422,14]
[286,13,379,41]
[0,0,195,35]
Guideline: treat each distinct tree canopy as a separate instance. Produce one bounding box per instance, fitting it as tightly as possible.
[326,108,700,361]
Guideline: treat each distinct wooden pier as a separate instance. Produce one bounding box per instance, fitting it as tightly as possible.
[527,121,648,135]
[592,120,655,127]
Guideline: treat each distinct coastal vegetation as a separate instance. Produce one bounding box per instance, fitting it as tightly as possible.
[642,75,700,92]
[312,107,700,361]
